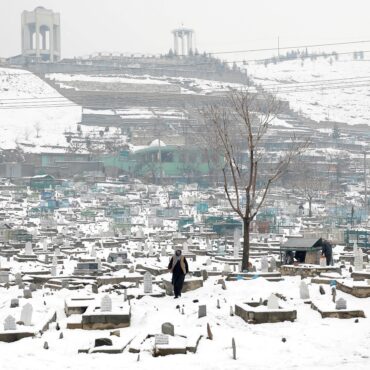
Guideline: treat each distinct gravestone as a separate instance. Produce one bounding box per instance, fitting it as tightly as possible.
[0,271,9,284]
[20,303,33,326]
[198,305,207,318]
[61,280,69,289]
[52,255,58,266]
[129,266,135,273]
[354,247,364,271]
[23,289,32,299]
[155,334,169,346]
[143,272,153,294]
[320,256,327,267]
[202,270,208,281]
[14,273,22,285]
[116,256,123,264]
[10,298,19,308]
[270,257,277,272]
[101,295,112,312]
[95,338,112,347]
[161,322,174,336]
[335,297,347,310]
[4,315,16,331]
[91,246,96,258]
[161,246,167,257]
[25,242,33,255]
[92,284,98,294]
[267,294,279,309]
[55,248,61,256]
[183,241,189,253]
[51,265,57,277]
[223,264,231,273]
[299,281,310,300]
[123,288,127,302]
[261,256,269,273]
[97,258,102,270]
[233,228,241,258]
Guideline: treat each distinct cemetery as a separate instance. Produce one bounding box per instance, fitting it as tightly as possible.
[0,178,370,368]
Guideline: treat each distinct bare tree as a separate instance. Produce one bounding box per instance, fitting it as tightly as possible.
[201,89,308,270]
[290,161,329,217]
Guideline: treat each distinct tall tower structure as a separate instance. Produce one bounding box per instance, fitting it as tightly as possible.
[21,7,61,62]
[172,27,194,56]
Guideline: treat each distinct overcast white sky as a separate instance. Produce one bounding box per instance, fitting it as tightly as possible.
[1,0,370,59]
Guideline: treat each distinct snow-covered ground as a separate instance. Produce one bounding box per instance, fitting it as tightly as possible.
[247,54,370,125]
[0,68,82,151]
[46,72,249,95]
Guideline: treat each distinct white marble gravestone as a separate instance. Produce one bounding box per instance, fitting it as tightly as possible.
[55,248,61,256]
[267,294,279,309]
[52,255,58,266]
[101,295,112,312]
[20,303,33,326]
[4,315,16,331]
[261,256,269,273]
[299,281,310,300]
[143,272,153,294]
[25,242,33,255]
[354,247,364,271]
[116,256,123,264]
[233,228,241,258]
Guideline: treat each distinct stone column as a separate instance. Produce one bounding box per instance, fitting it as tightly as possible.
[181,30,185,56]
[49,24,54,62]
[173,32,178,55]
[187,32,192,54]
[35,16,40,58]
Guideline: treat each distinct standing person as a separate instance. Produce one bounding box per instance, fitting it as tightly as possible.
[321,239,333,266]
[168,249,189,298]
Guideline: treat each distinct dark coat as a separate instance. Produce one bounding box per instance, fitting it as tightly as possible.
[168,256,189,276]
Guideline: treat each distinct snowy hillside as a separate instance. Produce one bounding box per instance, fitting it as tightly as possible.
[0,68,82,151]
[247,54,370,126]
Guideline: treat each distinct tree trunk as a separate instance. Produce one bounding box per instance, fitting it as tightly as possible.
[308,197,312,217]
[242,218,250,271]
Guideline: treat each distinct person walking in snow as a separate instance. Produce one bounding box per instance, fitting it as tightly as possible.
[168,249,189,298]
[321,239,333,266]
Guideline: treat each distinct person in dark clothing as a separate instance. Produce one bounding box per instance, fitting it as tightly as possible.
[168,249,189,298]
[295,250,306,263]
[321,240,333,266]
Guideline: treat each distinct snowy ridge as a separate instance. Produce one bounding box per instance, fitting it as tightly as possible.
[0,67,82,151]
[247,54,370,126]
